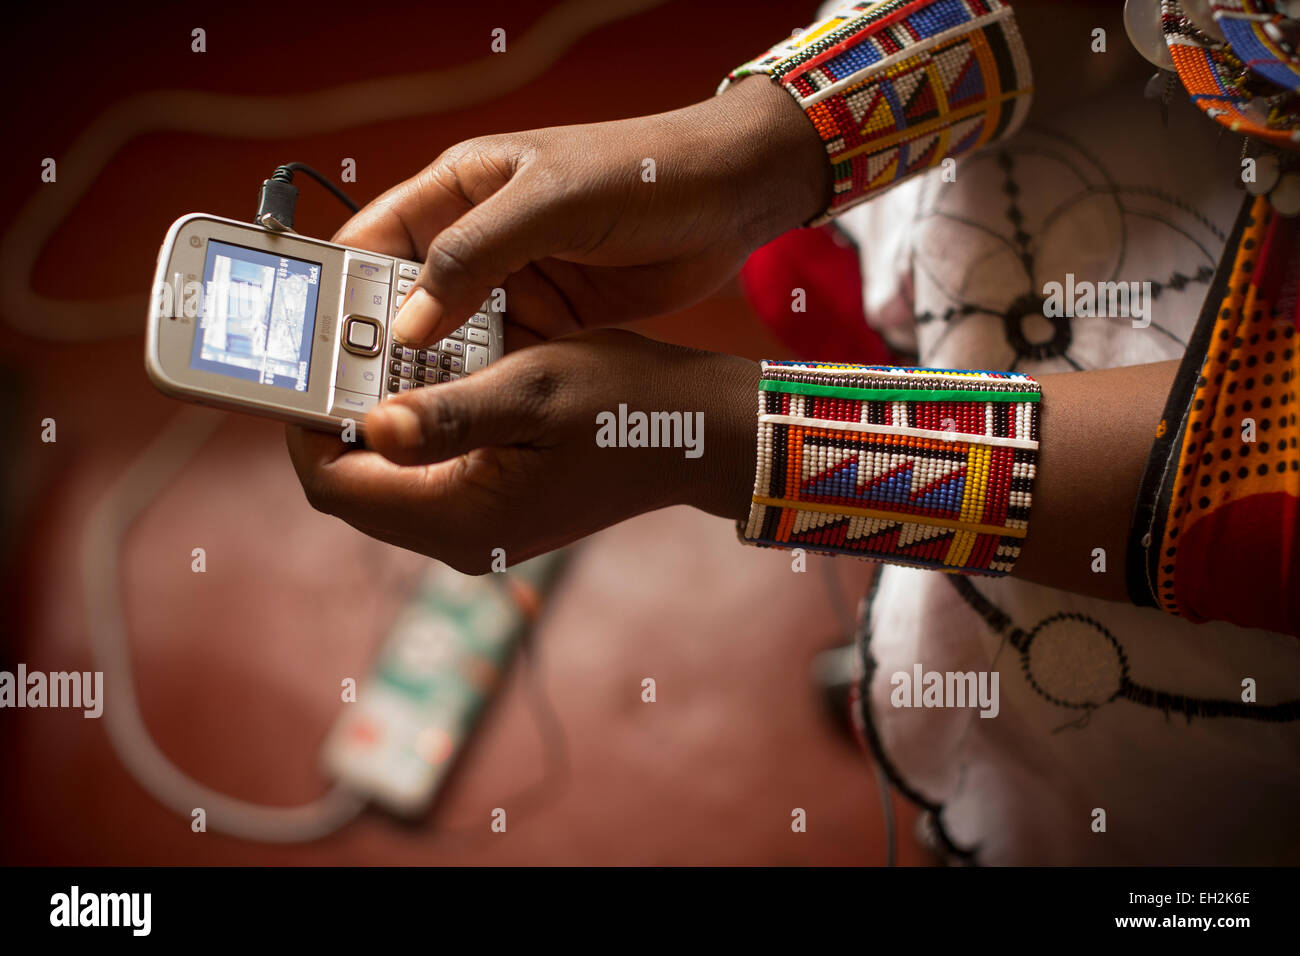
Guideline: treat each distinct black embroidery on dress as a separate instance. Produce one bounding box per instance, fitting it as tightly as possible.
[911,125,1221,371]
[948,576,1300,723]
[853,573,981,865]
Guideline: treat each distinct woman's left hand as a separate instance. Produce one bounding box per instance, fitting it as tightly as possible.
[285,330,758,572]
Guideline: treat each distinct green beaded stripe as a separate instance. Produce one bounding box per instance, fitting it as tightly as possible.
[759,380,1041,403]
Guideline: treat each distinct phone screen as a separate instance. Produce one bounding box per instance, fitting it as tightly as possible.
[189,240,322,391]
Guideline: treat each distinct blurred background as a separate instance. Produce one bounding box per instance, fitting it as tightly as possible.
[0,0,925,864]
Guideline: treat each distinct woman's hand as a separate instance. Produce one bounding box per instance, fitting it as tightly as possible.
[330,77,829,351]
[285,330,759,572]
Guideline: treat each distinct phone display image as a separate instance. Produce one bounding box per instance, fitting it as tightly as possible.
[190,240,320,392]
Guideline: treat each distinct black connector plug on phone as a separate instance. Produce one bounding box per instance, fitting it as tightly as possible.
[256,162,360,233]
[256,169,300,233]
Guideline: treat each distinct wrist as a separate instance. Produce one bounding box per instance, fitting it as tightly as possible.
[719,76,831,243]
[570,333,757,523]
[668,77,829,249]
[675,350,759,521]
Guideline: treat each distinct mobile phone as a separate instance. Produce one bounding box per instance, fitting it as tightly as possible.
[145,213,504,431]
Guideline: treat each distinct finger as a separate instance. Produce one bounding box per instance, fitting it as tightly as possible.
[363,362,550,466]
[330,171,469,260]
[392,180,572,348]
[492,264,583,347]
[284,423,363,497]
[287,421,461,527]
[285,423,351,467]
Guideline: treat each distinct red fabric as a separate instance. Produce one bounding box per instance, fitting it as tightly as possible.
[1174,492,1300,635]
[739,225,895,365]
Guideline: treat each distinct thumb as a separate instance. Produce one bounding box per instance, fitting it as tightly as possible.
[391,183,560,348]
[363,369,543,467]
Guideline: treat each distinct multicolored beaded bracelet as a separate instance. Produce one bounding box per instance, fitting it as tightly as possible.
[720,0,1033,221]
[740,362,1041,575]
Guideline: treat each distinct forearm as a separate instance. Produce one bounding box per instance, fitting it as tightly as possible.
[1015,361,1178,601]
[698,359,1180,606]
[718,0,1033,221]
[696,0,1174,602]
[702,76,829,249]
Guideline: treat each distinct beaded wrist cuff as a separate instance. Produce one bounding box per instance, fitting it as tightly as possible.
[720,0,1033,221]
[741,362,1041,575]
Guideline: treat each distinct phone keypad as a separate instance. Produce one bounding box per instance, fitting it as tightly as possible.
[334,253,499,408]
[388,339,462,392]
[384,301,494,394]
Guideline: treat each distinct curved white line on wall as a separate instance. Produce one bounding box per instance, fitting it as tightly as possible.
[1,0,666,341]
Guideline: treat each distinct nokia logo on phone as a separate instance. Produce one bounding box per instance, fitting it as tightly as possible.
[319,313,334,339]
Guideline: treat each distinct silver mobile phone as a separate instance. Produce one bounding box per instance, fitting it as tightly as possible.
[145,213,504,431]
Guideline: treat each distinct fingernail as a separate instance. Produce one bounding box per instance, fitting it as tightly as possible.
[393,287,440,345]
[377,404,424,449]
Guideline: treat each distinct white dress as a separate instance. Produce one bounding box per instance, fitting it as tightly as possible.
[835,88,1300,864]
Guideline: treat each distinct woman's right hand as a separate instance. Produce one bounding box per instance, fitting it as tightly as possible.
[331,76,830,351]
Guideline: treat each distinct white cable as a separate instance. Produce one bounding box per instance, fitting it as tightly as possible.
[61,0,666,842]
[81,406,366,843]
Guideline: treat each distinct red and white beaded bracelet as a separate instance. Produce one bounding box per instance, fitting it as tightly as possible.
[721,0,1034,220]
[741,362,1041,575]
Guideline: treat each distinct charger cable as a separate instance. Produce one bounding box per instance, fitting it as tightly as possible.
[81,406,367,843]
